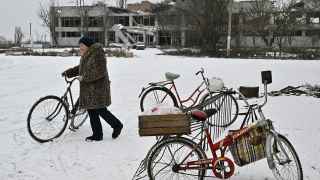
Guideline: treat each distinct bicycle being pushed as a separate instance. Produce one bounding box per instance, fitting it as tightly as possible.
[27,76,88,143]
[146,71,303,180]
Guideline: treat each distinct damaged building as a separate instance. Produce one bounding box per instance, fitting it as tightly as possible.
[50,0,320,48]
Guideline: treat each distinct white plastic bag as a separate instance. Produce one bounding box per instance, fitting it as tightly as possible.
[141,103,182,115]
[208,77,224,92]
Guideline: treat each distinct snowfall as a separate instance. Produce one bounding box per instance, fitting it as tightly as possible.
[0,48,319,180]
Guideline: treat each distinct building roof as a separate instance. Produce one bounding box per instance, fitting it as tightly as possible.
[108,6,136,14]
[127,1,156,13]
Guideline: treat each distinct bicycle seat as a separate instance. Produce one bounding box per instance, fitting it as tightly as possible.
[191,108,217,121]
[165,72,180,81]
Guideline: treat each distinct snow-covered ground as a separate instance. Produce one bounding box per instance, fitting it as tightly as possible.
[0,49,319,180]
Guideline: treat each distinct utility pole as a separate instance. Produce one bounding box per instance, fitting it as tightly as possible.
[227,0,233,57]
[77,0,86,36]
[30,22,33,49]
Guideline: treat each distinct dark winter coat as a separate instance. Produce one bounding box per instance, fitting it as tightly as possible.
[64,43,111,109]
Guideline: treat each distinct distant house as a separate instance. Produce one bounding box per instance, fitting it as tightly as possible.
[50,2,157,47]
[230,0,320,48]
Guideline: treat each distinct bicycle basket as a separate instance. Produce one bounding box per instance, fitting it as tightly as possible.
[228,120,272,166]
[208,77,224,92]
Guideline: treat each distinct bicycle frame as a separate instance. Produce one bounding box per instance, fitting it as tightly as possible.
[173,103,269,177]
[175,82,291,175]
[166,80,208,109]
[140,69,212,110]
[46,77,78,121]
[60,76,78,112]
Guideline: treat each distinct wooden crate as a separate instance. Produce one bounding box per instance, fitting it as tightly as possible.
[138,113,191,136]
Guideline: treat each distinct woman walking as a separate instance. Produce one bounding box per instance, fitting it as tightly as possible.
[62,36,123,141]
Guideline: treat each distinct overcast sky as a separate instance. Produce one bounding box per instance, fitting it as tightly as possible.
[0,0,163,41]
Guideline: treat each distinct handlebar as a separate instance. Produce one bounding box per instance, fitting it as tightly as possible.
[195,67,210,86]
[195,67,204,76]
[64,76,79,84]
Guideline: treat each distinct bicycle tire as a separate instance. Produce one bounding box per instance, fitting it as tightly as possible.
[147,137,207,180]
[267,134,303,180]
[200,92,239,127]
[70,108,88,129]
[27,95,69,143]
[140,86,179,112]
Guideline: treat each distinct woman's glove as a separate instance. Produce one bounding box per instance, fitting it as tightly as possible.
[61,69,75,78]
[61,71,67,77]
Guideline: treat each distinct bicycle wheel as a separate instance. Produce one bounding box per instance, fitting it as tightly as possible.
[140,86,179,112]
[267,134,303,180]
[147,137,207,180]
[70,107,88,129]
[27,95,69,143]
[200,92,239,127]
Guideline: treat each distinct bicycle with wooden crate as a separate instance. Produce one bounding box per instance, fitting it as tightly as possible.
[145,71,303,180]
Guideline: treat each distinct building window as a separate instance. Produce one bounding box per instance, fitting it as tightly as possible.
[159,31,171,45]
[61,31,81,38]
[108,31,115,42]
[133,16,143,26]
[132,16,155,26]
[292,31,302,36]
[89,17,104,27]
[143,16,150,26]
[306,30,320,36]
[150,16,155,26]
[112,16,129,26]
[61,17,81,27]
[88,31,104,44]
[138,34,143,42]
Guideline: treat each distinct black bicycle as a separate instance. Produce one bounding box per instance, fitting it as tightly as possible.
[27,76,88,143]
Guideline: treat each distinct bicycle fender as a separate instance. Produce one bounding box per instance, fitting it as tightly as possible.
[138,86,154,98]
[265,134,276,169]
[138,85,166,98]
[199,92,214,103]
[138,87,147,98]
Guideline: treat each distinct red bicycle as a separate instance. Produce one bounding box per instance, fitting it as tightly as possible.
[139,68,239,128]
[146,71,303,180]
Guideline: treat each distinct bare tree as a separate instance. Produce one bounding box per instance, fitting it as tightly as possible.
[245,0,305,56]
[38,1,59,47]
[155,0,230,55]
[308,0,320,8]
[272,0,305,56]
[14,26,24,46]
[244,0,275,48]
